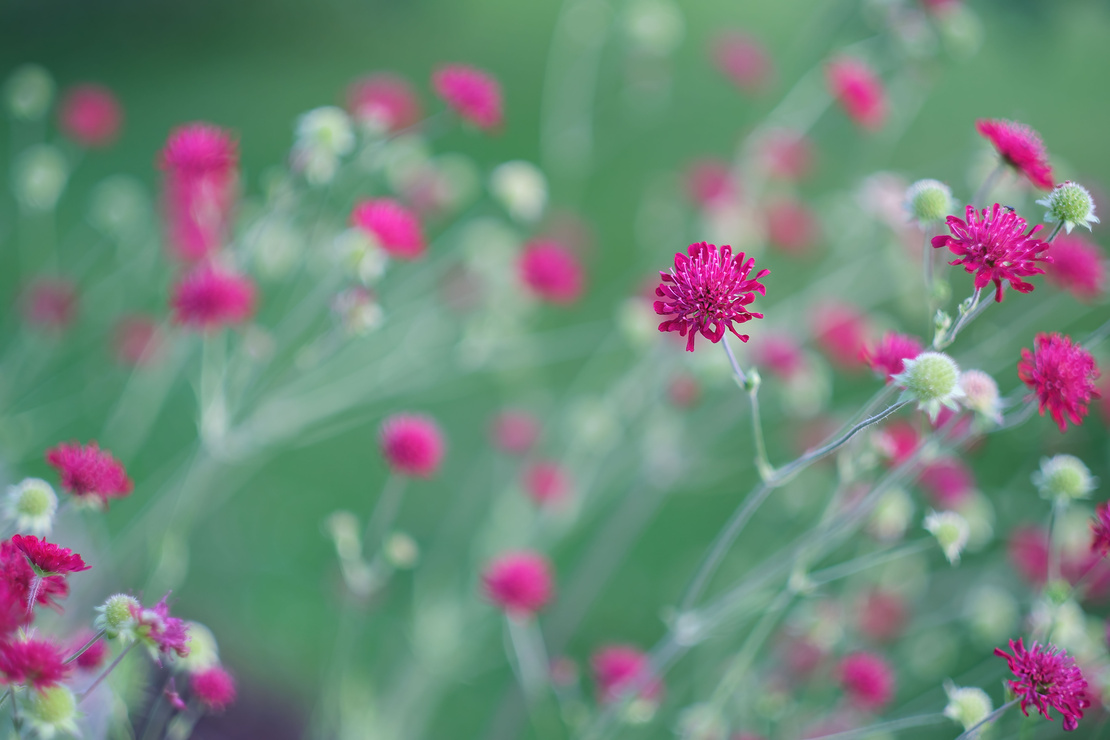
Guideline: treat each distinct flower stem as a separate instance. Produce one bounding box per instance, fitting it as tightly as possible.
[721,337,747,386]
[973,162,1006,208]
[804,712,948,739]
[364,474,406,558]
[723,339,775,481]
[78,642,135,702]
[506,616,549,703]
[935,288,989,350]
[63,629,105,664]
[706,589,793,714]
[1045,220,1065,243]
[954,698,1018,740]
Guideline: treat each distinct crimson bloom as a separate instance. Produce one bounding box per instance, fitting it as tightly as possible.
[976,119,1053,190]
[518,240,585,305]
[351,198,427,260]
[69,630,108,671]
[712,32,773,94]
[591,644,663,705]
[346,73,422,132]
[522,461,571,507]
[765,198,818,254]
[861,332,922,383]
[1092,502,1110,557]
[812,302,870,370]
[170,264,256,330]
[11,535,89,576]
[481,551,554,617]
[1018,333,1101,433]
[159,123,238,262]
[432,64,503,131]
[0,639,71,691]
[995,638,1090,731]
[826,57,886,131]
[837,652,895,712]
[684,159,737,209]
[931,204,1052,302]
[46,441,133,504]
[1046,234,1106,301]
[132,596,190,658]
[192,665,237,712]
[379,414,445,478]
[58,84,123,148]
[490,410,540,455]
[0,541,67,612]
[654,242,768,352]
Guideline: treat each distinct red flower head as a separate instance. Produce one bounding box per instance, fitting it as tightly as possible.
[765,198,818,255]
[522,461,571,507]
[1046,234,1106,302]
[1018,333,1101,433]
[69,630,108,671]
[113,315,163,366]
[837,651,895,712]
[0,581,28,637]
[170,264,256,330]
[379,414,445,478]
[861,332,922,383]
[684,159,737,210]
[812,302,870,370]
[159,123,239,262]
[21,279,77,331]
[590,644,663,705]
[918,457,974,508]
[712,32,773,94]
[0,541,67,613]
[192,665,237,712]
[432,64,503,131]
[654,242,768,352]
[1008,525,1050,586]
[995,638,1090,731]
[45,441,133,505]
[857,589,908,643]
[350,198,427,260]
[872,420,920,467]
[0,639,71,691]
[931,204,1052,303]
[490,410,540,455]
[346,73,422,132]
[755,129,815,182]
[976,119,1053,190]
[11,535,89,576]
[519,240,585,305]
[133,595,190,658]
[1092,502,1110,558]
[752,334,806,380]
[481,551,554,617]
[58,84,123,148]
[826,57,886,131]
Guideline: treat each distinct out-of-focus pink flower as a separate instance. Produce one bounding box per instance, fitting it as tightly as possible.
[921,0,961,14]
[1046,234,1106,301]
[481,551,554,617]
[113,315,163,366]
[432,64,503,131]
[46,441,132,505]
[995,638,1090,731]
[837,652,895,712]
[712,32,773,94]
[591,644,663,704]
[491,410,540,455]
[765,198,818,255]
[918,457,975,508]
[684,159,738,210]
[170,265,256,330]
[873,420,920,467]
[21,279,77,331]
[0,638,71,691]
[522,461,571,507]
[780,633,826,679]
[857,589,908,643]
[346,73,422,132]
[159,123,238,262]
[379,414,445,479]
[58,84,123,148]
[755,129,815,182]
[861,332,922,383]
[351,198,427,260]
[667,374,701,408]
[812,302,870,370]
[1018,332,1101,433]
[519,240,585,305]
[69,630,108,671]
[976,119,1053,191]
[192,665,237,712]
[1093,503,1110,558]
[1008,525,1050,587]
[826,57,886,131]
[751,334,806,380]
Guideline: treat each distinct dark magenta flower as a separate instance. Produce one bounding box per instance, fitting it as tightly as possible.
[518,240,585,305]
[481,551,554,617]
[58,84,123,148]
[861,332,923,383]
[192,665,237,712]
[1091,502,1110,557]
[1018,333,1101,433]
[591,644,663,705]
[826,57,886,131]
[351,198,427,260]
[159,123,238,262]
[11,535,89,576]
[132,596,190,659]
[1045,234,1106,302]
[170,264,256,330]
[346,73,422,132]
[0,638,71,691]
[976,119,1053,190]
[379,414,446,479]
[45,441,133,505]
[432,64,503,131]
[837,651,895,712]
[995,638,1090,731]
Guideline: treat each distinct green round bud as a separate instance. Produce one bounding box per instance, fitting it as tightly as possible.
[95,593,141,639]
[906,179,954,224]
[943,682,993,731]
[1037,181,1099,234]
[24,685,79,738]
[1033,454,1097,502]
[12,144,69,212]
[5,478,58,536]
[924,510,970,565]
[892,352,965,421]
[4,64,54,120]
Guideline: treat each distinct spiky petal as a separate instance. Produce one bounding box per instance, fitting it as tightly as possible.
[1018,333,1101,433]
[994,638,1090,731]
[976,119,1053,190]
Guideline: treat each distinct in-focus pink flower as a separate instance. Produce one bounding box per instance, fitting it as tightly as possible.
[46,441,132,505]
[654,242,768,352]
[752,335,806,380]
[918,457,974,508]
[931,204,1051,302]
[812,302,870,370]
[857,589,908,643]
[861,332,922,383]
[11,535,89,576]
[995,638,1090,731]
[522,461,571,507]
[432,64,503,131]
[1008,525,1050,586]
[1093,502,1110,557]
[765,198,818,255]
[69,630,108,671]
[0,638,71,691]
[826,57,886,131]
[351,198,427,260]
[113,315,163,366]
[1046,234,1106,301]
[159,123,239,262]
[170,264,256,330]
[346,73,422,132]
[481,551,554,617]
[379,414,445,478]
[712,32,773,93]
[519,240,585,305]
[192,665,237,712]
[58,84,123,148]
[755,129,815,181]
[976,119,1053,190]
[684,159,738,209]
[837,651,895,712]
[0,541,67,613]
[491,410,541,455]
[1018,332,1101,433]
[591,644,663,705]
[21,279,77,331]
[132,595,190,658]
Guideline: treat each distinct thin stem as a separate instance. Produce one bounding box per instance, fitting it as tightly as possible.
[748,384,774,482]
[972,162,1006,208]
[807,538,933,587]
[706,590,793,713]
[506,616,549,703]
[921,225,936,324]
[1045,220,1065,243]
[954,698,1018,740]
[1084,316,1110,350]
[63,629,105,664]
[0,689,8,710]
[721,338,747,386]
[78,642,135,702]
[364,474,407,557]
[807,713,948,739]
[935,288,989,350]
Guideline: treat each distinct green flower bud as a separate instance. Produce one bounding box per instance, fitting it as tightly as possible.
[1032,454,1097,502]
[924,510,970,565]
[172,621,220,673]
[94,593,141,640]
[905,179,954,225]
[1037,181,1099,234]
[943,681,993,732]
[24,685,79,739]
[891,351,965,422]
[12,144,69,212]
[4,64,54,120]
[4,478,57,536]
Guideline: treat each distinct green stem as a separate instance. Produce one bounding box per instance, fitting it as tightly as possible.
[78,642,135,702]
[706,590,794,714]
[954,698,1018,740]
[63,629,105,664]
[972,162,1006,208]
[364,474,407,559]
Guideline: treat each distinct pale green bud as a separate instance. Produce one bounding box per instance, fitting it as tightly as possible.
[24,685,79,739]
[958,370,1001,424]
[4,478,57,536]
[4,64,54,120]
[1033,454,1097,502]
[1037,181,1099,234]
[891,351,965,422]
[943,680,993,732]
[906,179,954,225]
[924,510,970,565]
[489,161,548,223]
[172,621,220,673]
[12,144,69,212]
[95,593,141,640]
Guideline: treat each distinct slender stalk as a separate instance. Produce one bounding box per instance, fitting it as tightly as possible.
[807,538,933,587]
[722,340,774,480]
[935,288,990,350]
[63,629,105,664]
[1045,220,1065,243]
[0,689,8,710]
[972,162,1006,207]
[1084,316,1110,350]
[364,474,406,557]
[721,338,748,386]
[506,616,549,702]
[921,225,936,324]
[706,590,793,714]
[954,698,1018,740]
[807,713,947,739]
[78,642,135,702]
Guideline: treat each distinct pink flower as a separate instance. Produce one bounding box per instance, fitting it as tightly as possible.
[995,638,1090,731]
[192,665,237,712]
[522,461,571,507]
[1018,333,1101,433]
[490,410,540,455]
[0,541,67,613]
[159,123,239,261]
[113,315,163,366]
[931,204,1051,302]
[873,421,920,466]
[481,551,554,617]
[379,414,445,478]
[1046,234,1106,301]
[350,198,427,260]
[921,0,960,14]
[667,374,701,408]
[69,631,108,671]
[780,634,825,679]
[0,582,28,637]
[1093,502,1110,558]
[0,638,71,691]
[861,332,922,383]
[857,589,908,643]
[918,457,974,508]
[976,119,1053,190]
[755,129,815,181]
[57,84,123,148]
[1008,525,1050,586]
[812,302,870,370]
[712,32,773,93]
[765,198,818,254]
[11,535,89,576]
[432,64,503,131]
[132,595,190,658]
[519,240,585,305]
[654,242,768,352]
[591,644,663,704]
[684,159,737,209]
[751,335,805,380]
[826,57,886,131]
[21,279,77,331]
[170,264,256,330]
[46,441,133,505]
[346,73,422,132]
[837,652,895,712]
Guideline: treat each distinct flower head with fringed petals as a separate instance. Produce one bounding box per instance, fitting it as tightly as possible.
[994,638,1090,731]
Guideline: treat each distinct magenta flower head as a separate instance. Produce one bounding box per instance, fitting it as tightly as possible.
[1091,502,1110,557]
[518,239,585,305]
[976,119,1053,190]
[918,457,974,508]
[113,315,163,367]
[812,302,870,370]
[591,644,663,705]
[159,123,238,262]
[481,551,554,618]
[825,57,886,131]
[931,204,1052,302]
[994,638,1090,731]
[490,409,540,455]
[684,159,737,210]
[346,73,422,133]
[68,630,108,671]
[11,535,89,576]
[837,651,895,712]
[192,665,237,712]
[0,540,68,613]
[522,461,571,507]
[1046,234,1106,302]
[1018,332,1101,433]
[712,32,773,94]
[861,332,923,383]
[654,242,768,352]
[0,638,72,691]
[379,413,445,478]
[132,595,190,659]
[58,84,123,148]
[765,198,818,255]
[45,441,132,505]
[21,279,77,331]
[351,198,427,260]
[170,264,256,330]
[432,64,503,131]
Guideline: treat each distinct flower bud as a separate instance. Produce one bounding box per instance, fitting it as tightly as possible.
[891,351,965,422]
[24,685,79,739]
[905,179,953,225]
[1032,454,1096,503]
[943,680,992,732]
[4,64,54,120]
[384,532,420,569]
[958,369,1001,423]
[12,144,69,212]
[489,161,547,223]
[4,478,58,536]
[1037,181,1099,234]
[95,593,141,640]
[924,510,969,564]
[867,487,914,542]
[293,106,355,186]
